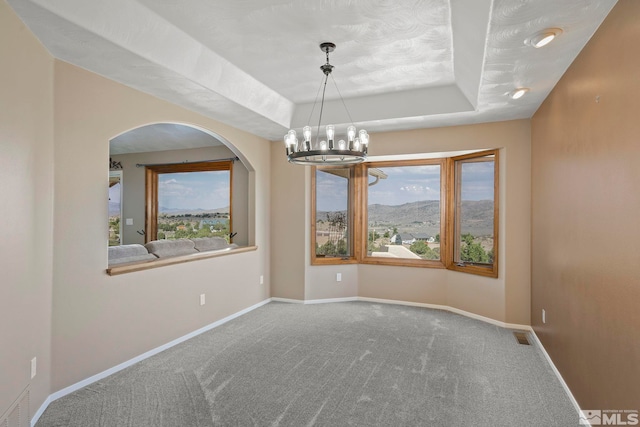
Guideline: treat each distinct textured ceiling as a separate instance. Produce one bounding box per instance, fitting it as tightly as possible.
[110,123,223,155]
[9,0,618,147]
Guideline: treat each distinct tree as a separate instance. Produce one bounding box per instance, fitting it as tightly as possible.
[410,241,429,255]
[460,233,489,263]
[410,241,440,260]
[318,241,336,256]
[322,211,348,256]
[434,233,440,243]
[196,227,212,238]
[174,229,189,239]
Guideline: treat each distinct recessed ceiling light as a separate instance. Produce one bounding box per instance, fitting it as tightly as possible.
[526,28,563,48]
[509,88,529,100]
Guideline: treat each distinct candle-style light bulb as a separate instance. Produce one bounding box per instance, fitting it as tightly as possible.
[359,130,369,154]
[347,125,356,150]
[325,125,335,149]
[284,134,291,155]
[347,126,356,142]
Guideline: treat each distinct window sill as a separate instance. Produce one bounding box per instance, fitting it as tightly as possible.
[311,256,358,266]
[447,262,498,278]
[106,245,258,276]
[360,257,445,269]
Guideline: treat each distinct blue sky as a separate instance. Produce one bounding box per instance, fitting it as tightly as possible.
[158,171,230,210]
[317,161,494,211]
[459,161,495,201]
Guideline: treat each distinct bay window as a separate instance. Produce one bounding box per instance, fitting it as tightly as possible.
[311,149,499,278]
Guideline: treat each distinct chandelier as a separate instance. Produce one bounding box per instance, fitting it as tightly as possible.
[285,42,369,165]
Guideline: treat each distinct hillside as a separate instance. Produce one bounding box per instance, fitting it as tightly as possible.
[318,199,494,237]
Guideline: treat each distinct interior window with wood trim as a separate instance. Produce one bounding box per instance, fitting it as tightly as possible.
[311,166,357,264]
[145,160,233,243]
[361,159,445,268]
[446,150,499,277]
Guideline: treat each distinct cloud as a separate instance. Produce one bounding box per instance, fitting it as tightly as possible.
[158,171,230,209]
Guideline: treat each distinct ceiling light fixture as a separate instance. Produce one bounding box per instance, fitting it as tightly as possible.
[526,28,563,48]
[509,88,530,100]
[285,42,369,165]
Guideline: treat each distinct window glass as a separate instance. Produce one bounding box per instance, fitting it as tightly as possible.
[156,170,230,240]
[145,160,232,243]
[366,163,441,260]
[108,171,122,246]
[314,167,351,258]
[454,155,495,266]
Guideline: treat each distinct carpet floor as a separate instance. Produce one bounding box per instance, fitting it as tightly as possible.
[36,301,577,426]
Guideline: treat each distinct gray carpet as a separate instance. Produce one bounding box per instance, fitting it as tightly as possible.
[36,302,577,426]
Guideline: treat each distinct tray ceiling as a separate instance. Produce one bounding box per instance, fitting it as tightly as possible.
[9,0,617,141]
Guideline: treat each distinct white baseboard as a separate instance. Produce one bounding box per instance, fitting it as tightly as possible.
[528,329,583,418]
[31,395,51,427]
[273,295,533,331]
[271,297,359,305]
[304,297,359,304]
[31,298,271,427]
[270,297,305,304]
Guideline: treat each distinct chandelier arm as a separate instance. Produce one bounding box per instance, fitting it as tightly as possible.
[330,74,356,126]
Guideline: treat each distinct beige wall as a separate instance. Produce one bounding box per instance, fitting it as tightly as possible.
[111,145,249,246]
[0,1,54,419]
[51,60,271,393]
[531,0,640,409]
[270,142,306,300]
[271,120,532,325]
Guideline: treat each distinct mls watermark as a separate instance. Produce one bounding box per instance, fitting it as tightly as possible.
[580,410,639,426]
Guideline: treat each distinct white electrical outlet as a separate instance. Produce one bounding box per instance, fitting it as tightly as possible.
[200,294,206,306]
[260,275,264,285]
[336,273,342,282]
[125,218,133,225]
[31,357,37,379]
[542,309,546,324]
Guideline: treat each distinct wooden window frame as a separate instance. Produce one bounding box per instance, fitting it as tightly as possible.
[445,149,499,278]
[309,150,499,278]
[311,165,358,265]
[145,160,233,244]
[359,159,446,269]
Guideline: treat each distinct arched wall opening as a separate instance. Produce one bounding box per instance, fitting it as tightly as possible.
[108,122,255,250]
